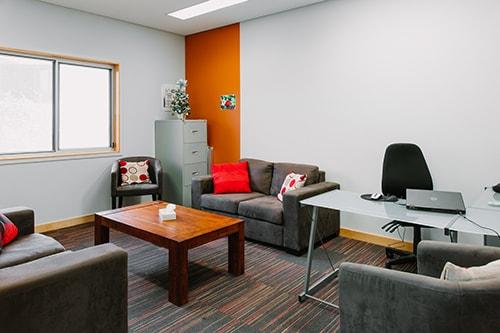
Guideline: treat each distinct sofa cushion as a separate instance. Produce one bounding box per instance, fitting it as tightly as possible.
[270,163,320,196]
[0,233,65,269]
[241,158,274,195]
[201,192,265,214]
[238,196,284,225]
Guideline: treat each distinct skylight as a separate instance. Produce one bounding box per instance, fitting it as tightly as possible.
[168,0,249,20]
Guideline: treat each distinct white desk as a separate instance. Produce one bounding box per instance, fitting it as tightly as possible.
[298,188,500,308]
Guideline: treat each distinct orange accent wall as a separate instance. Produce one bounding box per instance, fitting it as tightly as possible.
[186,24,240,164]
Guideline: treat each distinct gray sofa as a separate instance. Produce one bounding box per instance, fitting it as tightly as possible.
[192,158,340,254]
[0,207,128,333]
[339,241,500,333]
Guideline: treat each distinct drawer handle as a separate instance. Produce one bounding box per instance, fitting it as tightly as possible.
[192,171,199,176]
[191,130,199,134]
[191,150,199,154]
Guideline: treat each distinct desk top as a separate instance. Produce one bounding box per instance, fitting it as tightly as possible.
[301,189,500,237]
[300,190,456,229]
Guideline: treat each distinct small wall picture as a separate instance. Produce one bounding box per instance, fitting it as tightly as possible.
[220,94,236,110]
[161,83,175,111]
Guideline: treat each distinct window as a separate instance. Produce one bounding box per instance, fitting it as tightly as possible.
[0,48,119,160]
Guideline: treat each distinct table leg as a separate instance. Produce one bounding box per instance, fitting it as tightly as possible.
[228,224,245,276]
[94,215,109,245]
[299,206,319,301]
[168,243,189,306]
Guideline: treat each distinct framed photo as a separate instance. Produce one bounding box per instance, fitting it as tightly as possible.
[220,94,236,110]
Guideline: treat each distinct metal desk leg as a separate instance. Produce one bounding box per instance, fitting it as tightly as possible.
[298,206,339,309]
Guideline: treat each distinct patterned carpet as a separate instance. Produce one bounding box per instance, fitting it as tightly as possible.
[46,224,415,333]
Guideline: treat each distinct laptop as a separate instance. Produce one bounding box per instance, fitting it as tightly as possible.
[406,189,466,214]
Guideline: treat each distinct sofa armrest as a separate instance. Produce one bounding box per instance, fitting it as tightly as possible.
[111,161,120,197]
[282,182,340,252]
[0,244,128,333]
[191,175,214,209]
[418,240,500,278]
[283,182,339,204]
[339,262,462,333]
[0,207,34,236]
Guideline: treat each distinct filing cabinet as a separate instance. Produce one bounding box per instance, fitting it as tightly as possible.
[155,120,208,206]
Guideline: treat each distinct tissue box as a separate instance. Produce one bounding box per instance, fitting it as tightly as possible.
[159,204,176,221]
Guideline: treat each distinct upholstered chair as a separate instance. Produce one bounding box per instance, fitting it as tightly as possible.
[339,241,500,332]
[111,156,163,208]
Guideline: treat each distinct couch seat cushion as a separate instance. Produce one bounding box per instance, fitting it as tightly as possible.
[238,196,284,225]
[116,183,159,196]
[0,233,65,269]
[201,192,265,214]
[270,163,320,196]
[241,158,274,195]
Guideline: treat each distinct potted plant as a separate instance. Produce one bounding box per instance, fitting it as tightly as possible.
[168,79,191,121]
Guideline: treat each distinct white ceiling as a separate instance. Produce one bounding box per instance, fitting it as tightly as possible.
[39,0,326,35]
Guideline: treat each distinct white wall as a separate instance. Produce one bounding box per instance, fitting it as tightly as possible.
[241,0,500,243]
[0,0,184,224]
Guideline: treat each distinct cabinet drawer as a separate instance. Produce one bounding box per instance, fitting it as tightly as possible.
[183,122,207,143]
[183,143,207,164]
[183,162,207,185]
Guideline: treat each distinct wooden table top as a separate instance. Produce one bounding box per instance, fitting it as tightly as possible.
[95,201,243,243]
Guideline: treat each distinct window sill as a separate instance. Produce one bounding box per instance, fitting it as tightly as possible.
[0,150,122,166]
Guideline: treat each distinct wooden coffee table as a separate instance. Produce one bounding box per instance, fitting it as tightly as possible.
[94,201,244,306]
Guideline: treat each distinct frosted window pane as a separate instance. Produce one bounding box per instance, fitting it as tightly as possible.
[59,64,111,150]
[0,54,53,154]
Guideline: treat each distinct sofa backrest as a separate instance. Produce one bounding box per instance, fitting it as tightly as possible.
[270,163,320,196]
[241,158,274,195]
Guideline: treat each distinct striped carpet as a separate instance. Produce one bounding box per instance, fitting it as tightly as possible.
[46,224,415,333]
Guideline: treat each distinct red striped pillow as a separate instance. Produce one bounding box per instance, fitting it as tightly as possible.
[0,213,19,251]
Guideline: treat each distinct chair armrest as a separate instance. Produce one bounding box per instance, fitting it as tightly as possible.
[418,240,500,278]
[339,262,462,333]
[0,244,128,333]
[191,175,214,209]
[152,159,163,194]
[282,182,340,252]
[111,160,120,196]
[0,207,34,236]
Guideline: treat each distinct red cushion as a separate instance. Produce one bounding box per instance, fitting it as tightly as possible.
[212,162,251,194]
[0,213,19,249]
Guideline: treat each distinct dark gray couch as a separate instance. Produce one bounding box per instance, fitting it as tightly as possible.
[339,241,500,333]
[0,207,128,333]
[192,158,340,254]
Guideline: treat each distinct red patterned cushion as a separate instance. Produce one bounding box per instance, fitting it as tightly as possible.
[212,162,251,194]
[119,160,151,185]
[277,173,307,201]
[0,213,19,251]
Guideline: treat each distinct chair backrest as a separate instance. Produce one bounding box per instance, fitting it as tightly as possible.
[382,143,433,199]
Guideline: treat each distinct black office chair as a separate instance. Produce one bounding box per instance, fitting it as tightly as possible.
[381,143,433,268]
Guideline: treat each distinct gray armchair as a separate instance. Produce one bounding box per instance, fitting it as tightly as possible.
[111,156,163,208]
[339,241,500,333]
[0,207,128,333]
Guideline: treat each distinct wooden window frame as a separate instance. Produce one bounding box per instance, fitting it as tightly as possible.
[0,46,120,162]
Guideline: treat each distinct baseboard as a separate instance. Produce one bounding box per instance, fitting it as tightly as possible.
[36,214,94,233]
[340,227,413,252]
[35,213,412,252]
